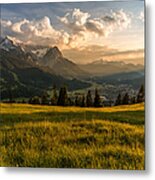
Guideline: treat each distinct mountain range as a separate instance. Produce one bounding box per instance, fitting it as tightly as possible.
[0,36,144,100]
[0,37,90,99]
[79,59,144,77]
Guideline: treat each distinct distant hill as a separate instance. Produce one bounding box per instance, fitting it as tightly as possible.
[79,59,144,77]
[90,70,144,89]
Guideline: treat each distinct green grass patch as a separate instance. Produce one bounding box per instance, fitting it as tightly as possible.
[0,103,145,169]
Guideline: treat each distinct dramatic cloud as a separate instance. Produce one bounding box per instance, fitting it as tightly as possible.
[59,8,131,46]
[102,49,144,63]
[1,16,70,47]
[1,8,131,49]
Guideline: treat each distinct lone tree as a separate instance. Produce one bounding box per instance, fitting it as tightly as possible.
[122,92,129,105]
[115,93,122,106]
[86,90,93,107]
[51,85,58,105]
[94,88,101,107]
[57,86,68,106]
[137,84,145,103]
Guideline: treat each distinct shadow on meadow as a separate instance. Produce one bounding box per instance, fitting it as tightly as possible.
[0,110,144,127]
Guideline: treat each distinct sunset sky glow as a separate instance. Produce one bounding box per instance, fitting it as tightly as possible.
[0,1,145,64]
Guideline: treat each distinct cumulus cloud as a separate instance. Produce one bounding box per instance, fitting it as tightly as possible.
[1,16,70,48]
[1,8,131,48]
[1,19,12,27]
[59,8,131,45]
[138,11,144,22]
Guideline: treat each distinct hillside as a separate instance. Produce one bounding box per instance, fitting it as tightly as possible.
[0,103,144,169]
[90,70,144,89]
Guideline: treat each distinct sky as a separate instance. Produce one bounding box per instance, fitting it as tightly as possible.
[0,1,145,64]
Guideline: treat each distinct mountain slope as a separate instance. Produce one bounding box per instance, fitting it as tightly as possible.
[0,37,90,100]
[90,70,144,89]
[39,47,88,78]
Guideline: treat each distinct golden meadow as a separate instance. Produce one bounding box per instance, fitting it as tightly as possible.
[0,103,144,169]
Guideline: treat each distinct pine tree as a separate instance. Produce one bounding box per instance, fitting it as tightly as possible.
[131,96,136,104]
[81,95,85,107]
[51,85,58,105]
[41,91,49,105]
[94,88,101,107]
[57,86,68,106]
[137,84,145,103]
[22,99,26,104]
[29,96,41,104]
[86,90,93,107]
[68,97,73,106]
[122,92,129,105]
[75,96,79,106]
[115,93,122,106]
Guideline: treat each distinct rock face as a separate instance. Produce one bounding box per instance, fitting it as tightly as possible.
[0,36,21,52]
[42,46,63,67]
[0,37,90,100]
[0,37,88,78]
[39,46,88,78]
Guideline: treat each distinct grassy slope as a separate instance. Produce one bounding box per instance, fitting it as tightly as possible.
[0,103,144,169]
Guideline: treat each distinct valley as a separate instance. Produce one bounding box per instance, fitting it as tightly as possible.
[0,1,145,170]
[0,36,144,103]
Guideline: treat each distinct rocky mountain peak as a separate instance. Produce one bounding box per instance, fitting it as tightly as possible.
[0,36,20,52]
[44,46,63,60]
[0,36,13,48]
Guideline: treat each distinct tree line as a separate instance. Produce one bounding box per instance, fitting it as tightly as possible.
[28,86,102,107]
[28,84,144,107]
[115,84,145,105]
